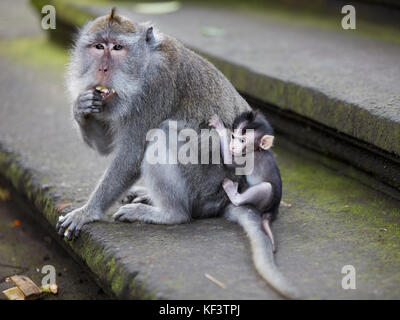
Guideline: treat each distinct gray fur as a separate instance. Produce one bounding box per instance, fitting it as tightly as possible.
[224,204,300,299]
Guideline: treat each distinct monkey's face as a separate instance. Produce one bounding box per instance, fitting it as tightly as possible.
[230,130,255,156]
[68,11,159,104]
[230,130,274,155]
[76,30,151,91]
[88,38,128,86]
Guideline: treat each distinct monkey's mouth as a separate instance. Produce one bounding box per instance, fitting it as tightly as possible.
[95,85,116,101]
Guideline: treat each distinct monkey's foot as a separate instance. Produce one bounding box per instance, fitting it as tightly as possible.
[262,219,276,253]
[121,186,152,205]
[222,178,239,200]
[113,203,189,224]
[56,206,101,240]
[113,203,161,223]
[113,204,143,222]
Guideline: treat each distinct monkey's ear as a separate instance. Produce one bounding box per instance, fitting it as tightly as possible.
[260,135,274,150]
[146,26,155,44]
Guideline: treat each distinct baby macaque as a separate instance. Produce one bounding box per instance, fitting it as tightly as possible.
[209,111,282,252]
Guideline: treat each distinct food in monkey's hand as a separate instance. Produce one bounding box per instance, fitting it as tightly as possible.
[95,85,116,101]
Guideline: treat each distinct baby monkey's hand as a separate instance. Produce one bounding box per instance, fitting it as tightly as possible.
[208,114,224,131]
[222,178,240,206]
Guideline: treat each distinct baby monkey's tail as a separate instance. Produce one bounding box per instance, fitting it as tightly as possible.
[224,204,301,299]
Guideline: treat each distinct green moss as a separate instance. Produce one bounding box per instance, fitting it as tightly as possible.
[0,147,156,299]
[0,37,68,73]
[205,57,400,155]
[276,144,400,270]
[68,232,157,299]
[0,148,60,227]
[34,0,400,44]
[31,0,97,27]
[188,0,400,44]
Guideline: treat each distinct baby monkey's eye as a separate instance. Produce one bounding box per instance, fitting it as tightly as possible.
[113,44,123,50]
[95,43,104,50]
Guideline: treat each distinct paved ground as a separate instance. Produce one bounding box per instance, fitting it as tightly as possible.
[0,179,108,300]
[0,0,399,299]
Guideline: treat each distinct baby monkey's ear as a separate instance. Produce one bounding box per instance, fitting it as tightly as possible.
[260,135,274,150]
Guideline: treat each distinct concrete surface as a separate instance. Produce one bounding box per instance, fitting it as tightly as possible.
[0,178,108,300]
[0,0,399,299]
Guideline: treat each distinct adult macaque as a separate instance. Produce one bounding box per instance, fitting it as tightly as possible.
[56,8,298,298]
[209,111,282,252]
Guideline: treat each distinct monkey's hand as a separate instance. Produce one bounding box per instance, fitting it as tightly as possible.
[73,89,104,121]
[222,178,240,206]
[121,186,153,205]
[209,114,224,131]
[56,205,101,240]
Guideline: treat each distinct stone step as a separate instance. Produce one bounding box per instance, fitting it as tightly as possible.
[0,0,398,299]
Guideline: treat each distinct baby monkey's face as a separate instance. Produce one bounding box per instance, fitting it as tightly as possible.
[230,130,256,156]
[230,129,274,156]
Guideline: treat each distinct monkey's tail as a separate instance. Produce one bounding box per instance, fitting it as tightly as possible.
[224,204,301,300]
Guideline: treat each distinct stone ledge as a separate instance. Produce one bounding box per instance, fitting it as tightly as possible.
[1,0,395,300]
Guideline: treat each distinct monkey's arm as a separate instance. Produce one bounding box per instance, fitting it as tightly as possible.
[56,127,146,240]
[73,90,113,155]
[77,118,114,155]
[223,179,272,208]
[217,128,235,165]
[209,115,233,165]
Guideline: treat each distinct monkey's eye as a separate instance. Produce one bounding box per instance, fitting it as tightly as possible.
[95,43,104,50]
[113,44,123,50]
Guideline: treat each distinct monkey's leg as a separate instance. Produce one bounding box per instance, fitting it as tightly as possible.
[223,180,276,250]
[57,129,146,240]
[115,157,191,224]
[223,180,273,209]
[113,203,190,224]
[224,204,300,299]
